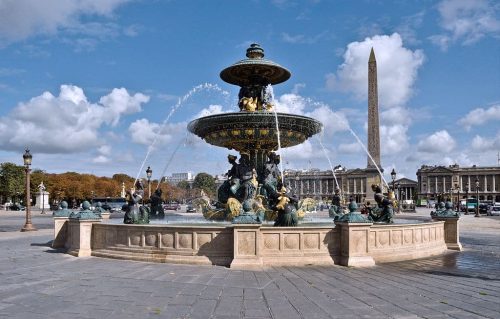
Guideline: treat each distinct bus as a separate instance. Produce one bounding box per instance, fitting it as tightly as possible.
[91,197,126,212]
[466,198,478,213]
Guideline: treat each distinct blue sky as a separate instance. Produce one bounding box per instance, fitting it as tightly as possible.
[0,0,499,182]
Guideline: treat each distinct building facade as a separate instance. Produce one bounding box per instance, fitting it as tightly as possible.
[416,164,500,203]
[165,172,194,186]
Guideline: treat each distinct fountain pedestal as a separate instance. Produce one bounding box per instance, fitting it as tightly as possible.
[432,216,462,251]
[52,216,69,249]
[335,221,376,267]
[66,219,101,257]
[230,224,263,268]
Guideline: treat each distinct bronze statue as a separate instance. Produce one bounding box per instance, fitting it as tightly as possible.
[150,188,165,219]
[123,180,150,224]
[329,187,344,220]
[368,184,394,223]
[260,152,282,200]
[93,202,107,217]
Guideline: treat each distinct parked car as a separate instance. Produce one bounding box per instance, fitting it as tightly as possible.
[478,203,489,215]
[9,203,25,211]
[186,204,196,213]
[163,203,181,211]
[487,205,500,216]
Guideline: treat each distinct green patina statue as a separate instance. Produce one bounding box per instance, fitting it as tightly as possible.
[93,202,107,217]
[336,200,371,223]
[123,180,150,224]
[433,201,460,218]
[69,200,101,220]
[273,188,299,227]
[430,202,446,217]
[149,188,165,219]
[52,200,72,217]
[368,184,394,223]
[328,187,345,220]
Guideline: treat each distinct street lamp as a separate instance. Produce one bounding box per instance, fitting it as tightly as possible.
[146,166,152,199]
[455,183,460,212]
[475,178,480,217]
[21,149,36,232]
[390,168,396,190]
[465,182,469,214]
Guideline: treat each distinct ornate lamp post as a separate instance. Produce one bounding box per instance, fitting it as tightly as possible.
[390,168,396,191]
[475,178,480,217]
[146,166,152,199]
[21,149,36,232]
[465,182,469,214]
[455,183,460,212]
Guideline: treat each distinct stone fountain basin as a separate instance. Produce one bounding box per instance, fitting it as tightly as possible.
[187,112,322,151]
[56,217,454,268]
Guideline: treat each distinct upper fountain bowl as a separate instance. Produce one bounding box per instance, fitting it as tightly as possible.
[187,112,322,152]
[220,43,291,86]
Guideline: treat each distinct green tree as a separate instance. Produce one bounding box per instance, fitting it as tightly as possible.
[0,163,25,203]
[177,180,191,190]
[193,173,216,196]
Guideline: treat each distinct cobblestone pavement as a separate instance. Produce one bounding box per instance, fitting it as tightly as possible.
[0,209,499,319]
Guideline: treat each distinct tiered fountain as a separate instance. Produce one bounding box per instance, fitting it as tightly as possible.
[188,43,322,225]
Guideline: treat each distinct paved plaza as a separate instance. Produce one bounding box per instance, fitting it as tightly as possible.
[0,209,499,319]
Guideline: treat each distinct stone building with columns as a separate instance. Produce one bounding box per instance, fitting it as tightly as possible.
[416,164,500,203]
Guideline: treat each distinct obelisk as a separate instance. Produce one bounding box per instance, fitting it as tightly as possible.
[365,47,382,201]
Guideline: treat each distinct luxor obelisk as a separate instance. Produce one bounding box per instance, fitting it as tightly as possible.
[365,47,383,201]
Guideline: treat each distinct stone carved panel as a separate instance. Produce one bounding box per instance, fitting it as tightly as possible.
[161,233,174,248]
[117,229,127,245]
[368,231,376,248]
[284,233,300,250]
[414,228,422,243]
[105,229,116,245]
[130,232,142,246]
[403,229,412,244]
[423,228,429,242]
[263,233,279,250]
[145,232,157,247]
[391,230,402,246]
[178,233,193,249]
[378,231,390,247]
[197,233,213,249]
[212,233,232,251]
[351,230,367,254]
[238,231,256,256]
[303,233,320,250]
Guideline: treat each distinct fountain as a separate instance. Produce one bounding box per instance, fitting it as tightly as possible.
[56,44,461,268]
[188,43,322,226]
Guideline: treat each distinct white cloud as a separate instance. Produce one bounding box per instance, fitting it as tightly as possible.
[0,0,130,47]
[471,133,500,151]
[273,93,350,137]
[458,103,500,130]
[0,84,149,153]
[128,119,185,146]
[338,142,363,154]
[194,104,227,118]
[417,130,456,153]
[326,33,425,109]
[380,124,409,154]
[431,0,500,50]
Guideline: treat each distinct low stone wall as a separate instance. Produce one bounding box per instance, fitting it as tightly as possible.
[57,218,455,268]
[92,224,234,266]
[368,222,448,262]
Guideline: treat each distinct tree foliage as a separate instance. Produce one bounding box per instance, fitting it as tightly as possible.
[193,172,216,196]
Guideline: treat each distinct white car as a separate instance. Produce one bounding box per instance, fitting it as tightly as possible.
[487,205,500,216]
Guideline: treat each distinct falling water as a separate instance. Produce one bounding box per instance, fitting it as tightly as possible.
[316,135,339,189]
[155,135,187,190]
[134,83,230,184]
[347,128,389,189]
[266,84,285,186]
